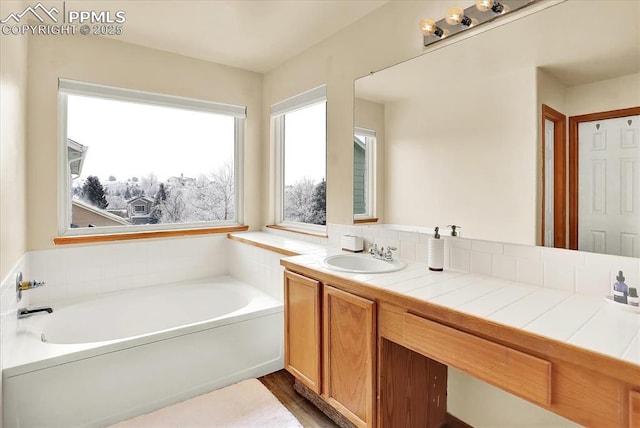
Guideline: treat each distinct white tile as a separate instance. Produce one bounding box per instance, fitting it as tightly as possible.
[429,280,507,308]
[523,294,606,341]
[491,255,517,281]
[399,242,416,261]
[405,275,487,301]
[470,251,492,276]
[575,264,611,297]
[543,262,575,292]
[622,332,639,365]
[382,271,464,293]
[516,258,544,287]
[445,237,472,250]
[542,247,585,265]
[488,289,571,328]
[449,248,470,272]
[457,284,537,318]
[415,243,428,264]
[569,307,640,359]
[398,231,419,242]
[471,240,504,255]
[503,244,542,261]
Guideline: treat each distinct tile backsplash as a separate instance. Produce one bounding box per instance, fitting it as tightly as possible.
[328,223,640,297]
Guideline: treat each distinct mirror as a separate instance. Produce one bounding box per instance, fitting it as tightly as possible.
[354,0,639,255]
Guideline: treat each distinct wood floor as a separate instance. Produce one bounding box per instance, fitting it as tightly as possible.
[259,370,339,428]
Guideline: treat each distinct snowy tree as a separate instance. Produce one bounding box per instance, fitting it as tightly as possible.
[284,177,316,223]
[309,179,326,225]
[81,176,108,209]
[150,182,167,224]
[160,186,187,223]
[140,173,159,200]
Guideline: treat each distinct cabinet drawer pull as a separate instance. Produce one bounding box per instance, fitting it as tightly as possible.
[403,313,552,408]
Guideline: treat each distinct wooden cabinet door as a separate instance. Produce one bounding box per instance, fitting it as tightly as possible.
[284,270,322,393]
[323,285,376,428]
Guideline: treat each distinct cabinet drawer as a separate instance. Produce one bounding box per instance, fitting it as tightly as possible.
[403,313,551,408]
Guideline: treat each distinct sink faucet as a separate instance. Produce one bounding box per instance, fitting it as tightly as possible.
[369,243,398,261]
[17,306,53,319]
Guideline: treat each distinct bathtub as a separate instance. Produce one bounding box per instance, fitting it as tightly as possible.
[2,276,284,428]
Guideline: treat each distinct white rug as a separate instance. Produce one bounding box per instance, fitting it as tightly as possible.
[110,378,303,428]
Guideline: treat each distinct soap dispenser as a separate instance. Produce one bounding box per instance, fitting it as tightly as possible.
[612,271,628,304]
[428,226,444,272]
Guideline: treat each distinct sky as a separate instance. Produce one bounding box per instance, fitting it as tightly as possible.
[283,102,326,185]
[67,94,235,183]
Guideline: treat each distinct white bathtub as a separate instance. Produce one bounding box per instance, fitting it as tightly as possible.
[2,276,284,428]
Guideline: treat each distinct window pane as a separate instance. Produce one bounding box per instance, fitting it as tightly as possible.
[354,134,367,215]
[283,102,326,225]
[66,94,236,229]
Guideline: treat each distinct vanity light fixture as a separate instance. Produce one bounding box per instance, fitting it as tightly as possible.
[445,6,473,27]
[476,0,506,14]
[419,18,444,38]
[420,0,538,47]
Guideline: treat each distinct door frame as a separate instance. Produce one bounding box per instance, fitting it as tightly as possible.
[568,106,640,250]
[541,104,567,248]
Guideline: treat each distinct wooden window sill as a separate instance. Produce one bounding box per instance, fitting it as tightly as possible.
[265,224,328,238]
[54,225,249,245]
[354,218,379,224]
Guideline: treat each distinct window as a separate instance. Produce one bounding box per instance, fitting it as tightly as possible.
[58,79,245,236]
[271,85,327,230]
[354,127,375,219]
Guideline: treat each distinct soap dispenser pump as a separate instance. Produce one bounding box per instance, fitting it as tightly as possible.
[428,226,444,272]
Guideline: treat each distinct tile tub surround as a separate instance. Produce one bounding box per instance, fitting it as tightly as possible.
[328,223,640,298]
[26,234,230,306]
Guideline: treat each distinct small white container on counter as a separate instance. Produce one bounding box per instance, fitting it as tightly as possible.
[341,235,364,252]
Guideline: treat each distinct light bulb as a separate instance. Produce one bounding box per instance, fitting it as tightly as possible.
[475,0,505,13]
[475,0,493,11]
[445,6,472,27]
[419,18,443,38]
[445,7,464,25]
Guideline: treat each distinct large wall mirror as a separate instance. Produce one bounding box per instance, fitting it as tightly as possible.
[354,0,639,257]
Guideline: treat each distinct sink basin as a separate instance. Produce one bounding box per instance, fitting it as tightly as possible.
[323,254,406,274]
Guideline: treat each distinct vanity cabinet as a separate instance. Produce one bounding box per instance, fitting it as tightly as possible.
[284,271,321,393]
[283,270,376,428]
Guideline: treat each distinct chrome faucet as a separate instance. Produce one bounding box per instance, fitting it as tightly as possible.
[16,272,46,302]
[18,307,53,319]
[369,243,398,261]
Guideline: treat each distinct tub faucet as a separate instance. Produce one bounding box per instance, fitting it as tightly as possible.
[17,306,53,319]
[15,272,46,302]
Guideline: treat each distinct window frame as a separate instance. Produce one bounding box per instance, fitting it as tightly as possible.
[271,85,327,233]
[57,78,245,237]
[353,127,376,220]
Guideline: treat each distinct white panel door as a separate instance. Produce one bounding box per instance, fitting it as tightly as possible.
[578,115,640,256]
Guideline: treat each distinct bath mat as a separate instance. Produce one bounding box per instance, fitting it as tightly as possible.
[110,378,302,428]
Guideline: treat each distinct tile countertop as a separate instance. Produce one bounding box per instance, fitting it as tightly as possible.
[229,232,640,367]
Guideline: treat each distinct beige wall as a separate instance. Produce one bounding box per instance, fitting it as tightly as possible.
[567,72,640,116]
[383,66,538,244]
[354,98,385,221]
[26,34,263,250]
[0,12,28,281]
[262,1,462,226]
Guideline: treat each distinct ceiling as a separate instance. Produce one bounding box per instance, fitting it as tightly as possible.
[66,0,388,73]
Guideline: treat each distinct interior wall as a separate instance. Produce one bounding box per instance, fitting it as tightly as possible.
[262,1,466,226]
[0,10,28,282]
[26,34,263,251]
[566,72,640,116]
[383,66,538,245]
[354,98,385,221]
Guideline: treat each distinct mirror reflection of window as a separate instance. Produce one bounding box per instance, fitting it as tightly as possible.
[354,127,375,220]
